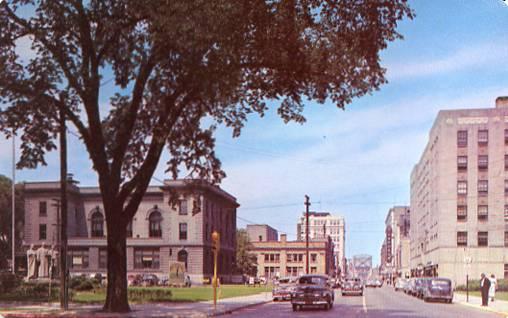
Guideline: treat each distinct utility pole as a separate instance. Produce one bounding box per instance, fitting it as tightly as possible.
[11,133,15,273]
[304,195,310,274]
[59,105,69,310]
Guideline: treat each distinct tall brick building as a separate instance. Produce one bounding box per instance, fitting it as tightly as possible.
[410,96,508,285]
[23,179,238,284]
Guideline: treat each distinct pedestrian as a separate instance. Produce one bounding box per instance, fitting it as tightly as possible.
[489,274,497,302]
[480,273,491,306]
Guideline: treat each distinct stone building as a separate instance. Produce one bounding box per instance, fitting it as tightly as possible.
[410,96,508,285]
[23,179,238,284]
[380,206,410,281]
[296,212,345,276]
[246,224,278,242]
[251,234,334,279]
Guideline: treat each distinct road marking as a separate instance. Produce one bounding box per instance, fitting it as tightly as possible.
[363,294,367,313]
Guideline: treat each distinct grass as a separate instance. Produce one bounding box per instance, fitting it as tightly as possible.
[73,284,272,304]
[456,291,508,301]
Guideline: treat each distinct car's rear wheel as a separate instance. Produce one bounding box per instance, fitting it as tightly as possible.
[292,304,298,311]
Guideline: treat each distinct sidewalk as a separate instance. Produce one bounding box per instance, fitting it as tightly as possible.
[0,292,272,317]
[454,292,508,316]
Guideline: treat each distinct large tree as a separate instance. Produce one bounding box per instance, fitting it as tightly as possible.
[234,229,257,277]
[0,0,413,312]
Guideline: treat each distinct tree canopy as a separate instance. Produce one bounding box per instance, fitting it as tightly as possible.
[235,229,258,277]
[0,0,413,312]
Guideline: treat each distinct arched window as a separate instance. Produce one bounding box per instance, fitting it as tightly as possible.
[149,211,162,238]
[91,211,104,237]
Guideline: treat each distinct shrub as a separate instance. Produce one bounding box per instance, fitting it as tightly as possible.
[70,275,100,291]
[455,279,508,292]
[128,288,172,302]
[0,272,22,293]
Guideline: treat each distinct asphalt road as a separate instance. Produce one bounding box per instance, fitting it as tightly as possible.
[228,286,502,318]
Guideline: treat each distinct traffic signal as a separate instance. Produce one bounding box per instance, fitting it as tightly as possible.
[212,231,220,252]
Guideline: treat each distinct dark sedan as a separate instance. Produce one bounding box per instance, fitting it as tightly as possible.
[291,275,334,311]
[422,278,453,303]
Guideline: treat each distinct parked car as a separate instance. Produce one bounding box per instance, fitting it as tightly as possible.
[365,279,377,288]
[404,278,416,295]
[374,279,383,288]
[141,274,159,287]
[290,274,334,311]
[422,278,453,303]
[127,274,143,286]
[342,277,364,296]
[395,278,407,291]
[415,278,430,298]
[272,277,295,301]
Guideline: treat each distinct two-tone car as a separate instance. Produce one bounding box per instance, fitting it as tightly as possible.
[341,277,363,296]
[290,275,334,311]
[272,277,295,301]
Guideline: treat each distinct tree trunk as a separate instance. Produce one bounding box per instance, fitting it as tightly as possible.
[103,218,130,312]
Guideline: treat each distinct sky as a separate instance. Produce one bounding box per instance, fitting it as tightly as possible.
[1,0,508,266]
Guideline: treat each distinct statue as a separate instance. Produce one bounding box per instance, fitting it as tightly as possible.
[26,244,37,279]
[36,243,50,278]
[49,245,58,278]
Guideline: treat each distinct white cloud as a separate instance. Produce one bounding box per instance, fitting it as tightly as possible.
[386,42,508,80]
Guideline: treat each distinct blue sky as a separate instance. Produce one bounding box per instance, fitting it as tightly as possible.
[1,0,508,265]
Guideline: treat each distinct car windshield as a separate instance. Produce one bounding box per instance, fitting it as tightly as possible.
[279,279,290,284]
[299,276,327,285]
[431,280,450,286]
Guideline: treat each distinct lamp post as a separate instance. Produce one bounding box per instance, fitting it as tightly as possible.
[11,133,15,273]
[212,231,220,311]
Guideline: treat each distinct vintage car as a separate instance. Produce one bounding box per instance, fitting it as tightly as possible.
[290,275,334,311]
[422,278,453,303]
[365,279,377,288]
[342,277,363,296]
[404,278,416,295]
[415,278,430,299]
[394,278,407,292]
[272,277,295,301]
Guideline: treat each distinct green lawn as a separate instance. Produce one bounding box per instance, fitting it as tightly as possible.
[456,291,508,301]
[73,284,272,304]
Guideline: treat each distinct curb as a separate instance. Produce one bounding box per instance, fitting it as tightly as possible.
[457,301,508,317]
[207,300,272,317]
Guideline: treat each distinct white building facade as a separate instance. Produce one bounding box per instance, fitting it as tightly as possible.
[297,212,345,276]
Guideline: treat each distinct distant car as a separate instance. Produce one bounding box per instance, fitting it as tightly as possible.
[291,274,334,311]
[127,274,143,286]
[365,279,377,288]
[405,278,416,295]
[422,278,453,303]
[273,277,295,301]
[374,279,383,288]
[342,277,363,296]
[141,274,159,287]
[395,278,407,291]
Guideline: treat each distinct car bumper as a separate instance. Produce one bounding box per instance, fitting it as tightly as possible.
[291,299,329,305]
[273,293,292,300]
[342,289,363,295]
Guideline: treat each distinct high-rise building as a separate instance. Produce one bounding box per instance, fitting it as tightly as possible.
[410,96,508,285]
[296,212,345,275]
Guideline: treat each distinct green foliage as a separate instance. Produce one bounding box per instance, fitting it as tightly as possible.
[456,279,508,292]
[69,275,102,291]
[127,288,172,303]
[234,229,257,277]
[0,281,68,302]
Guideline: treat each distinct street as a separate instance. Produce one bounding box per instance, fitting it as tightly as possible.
[229,286,501,318]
